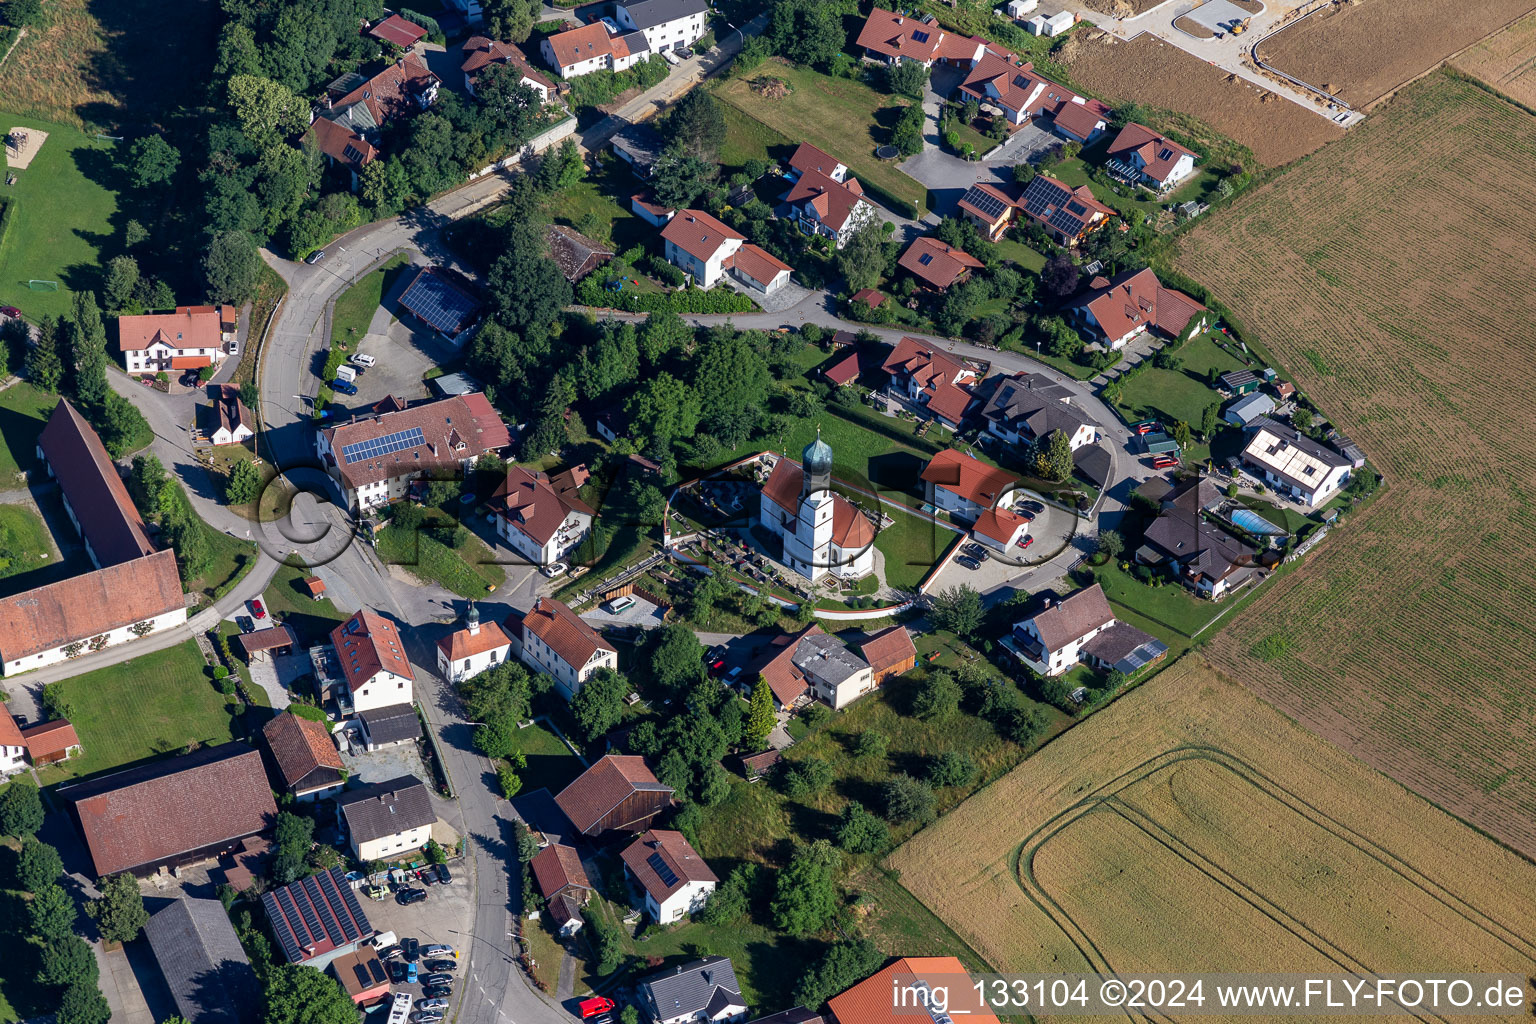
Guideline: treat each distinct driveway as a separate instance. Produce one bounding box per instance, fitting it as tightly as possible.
[899,122,1055,217]
[726,276,813,314]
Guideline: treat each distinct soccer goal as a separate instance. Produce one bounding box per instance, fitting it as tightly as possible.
[27,280,60,291]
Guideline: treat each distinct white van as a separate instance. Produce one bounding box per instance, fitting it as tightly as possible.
[608,595,636,614]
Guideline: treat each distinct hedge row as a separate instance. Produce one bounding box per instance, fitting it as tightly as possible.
[575,275,756,314]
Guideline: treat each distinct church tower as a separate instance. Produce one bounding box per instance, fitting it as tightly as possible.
[794,428,836,577]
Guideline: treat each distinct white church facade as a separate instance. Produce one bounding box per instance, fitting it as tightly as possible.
[757,433,877,583]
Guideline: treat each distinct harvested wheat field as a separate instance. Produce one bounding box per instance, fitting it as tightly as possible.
[888,656,1536,1001]
[1454,8,1536,108]
[1172,71,1536,858]
[1257,0,1536,109]
[1058,33,1341,166]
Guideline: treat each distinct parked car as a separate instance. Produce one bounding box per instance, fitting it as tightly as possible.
[378,945,403,962]
[416,869,436,886]
[179,370,201,387]
[1019,535,1034,550]
[305,249,326,264]
[411,1012,443,1023]
[387,960,418,984]
[424,960,457,974]
[402,938,420,962]
[964,543,986,558]
[236,615,255,633]
[541,562,568,578]
[332,378,359,396]
[1151,455,1179,469]
[1020,500,1045,515]
[422,986,453,1000]
[579,998,617,1020]
[353,353,377,367]
[250,599,266,620]
[421,974,454,988]
[396,888,427,906]
[0,306,21,318]
[418,1000,450,1012]
[435,864,452,885]
[422,946,456,960]
[957,555,981,570]
[707,657,727,677]
[723,666,743,686]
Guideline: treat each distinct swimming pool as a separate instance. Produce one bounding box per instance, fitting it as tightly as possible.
[1229,508,1288,536]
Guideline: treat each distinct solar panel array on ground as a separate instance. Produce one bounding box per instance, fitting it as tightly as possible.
[399,268,481,335]
[341,426,426,464]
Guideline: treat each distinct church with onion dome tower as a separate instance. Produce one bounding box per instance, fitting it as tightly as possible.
[757,430,877,583]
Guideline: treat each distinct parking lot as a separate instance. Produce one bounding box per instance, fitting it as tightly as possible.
[925,499,1081,596]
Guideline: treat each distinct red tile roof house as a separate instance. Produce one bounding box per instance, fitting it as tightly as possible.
[261,711,346,802]
[554,754,675,838]
[436,602,512,683]
[880,336,980,431]
[1104,122,1198,192]
[315,393,510,511]
[830,957,1000,1024]
[980,371,1097,452]
[785,142,847,184]
[540,21,650,79]
[367,13,427,49]
[898,236,984,292]
[661,208,744,288]
[971,504,1033,553]
[310,55,441,189]
[330,610,416,716]
[956,181,1021,242]
[490,464,595,566]
[823,350,860,387]
[784,169,877,248]
[461,36,557,103]
[855,8,996,67]
[531,843,594,934]
[621,829,718,923]
[920,447,1023,523]
[959,54,1111,140]
[62,742,278,877]
[0,708,25,776]
[1015,174,1116,247]
[508,597,618,699]
[1072,267,1209,350]
[724,243,793,297]
[118,305,237,374]
[746,625,876,710]
[21,719,82,767]
[0,401,186,676]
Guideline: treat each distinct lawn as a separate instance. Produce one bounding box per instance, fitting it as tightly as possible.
[547,161,657,253]
[714,63,929,216]
[35,639,241,783]
[516,719,585,795]
[993,236,1047,272]
[707,402,941,493]
[0,114,125,321]
[264,559,351,644]
[1112,365,1221,428]
[375,522,506,597]
[719,103,791,170]
[1087,560,1226,639]
[875,508,959,591]
[330,253,411,347]
[0,383,58,485]
[0,504,54,582]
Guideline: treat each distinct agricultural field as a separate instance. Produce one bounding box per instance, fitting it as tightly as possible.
[1172,71,1536,857]
[1057,33,1342,166]
[1256,0,1536,109]
[888,656,1536,984]
[1453,9,1536,109]
[714,62,929,214]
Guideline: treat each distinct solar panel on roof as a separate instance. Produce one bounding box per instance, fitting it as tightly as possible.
[400,271,481,335]
[295,879,325,943]
[1066,201,1086,216]
[368,959,388,984]
[912,29,929,41]
[319,869,362,942]
[963,187,1007,219]
[918,252,934,265]
[264,892,305,963]
[647,852,680,886]
[353,963,371,986]
[304,874,345,945]
[336,871,372,934]
[341,426,425,464]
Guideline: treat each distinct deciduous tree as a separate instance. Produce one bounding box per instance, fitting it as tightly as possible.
[127,136,181,188]
[882,773,935,824]
[834,802,889,854]
[18,836,64,892]
[570,667,627,743]
[0,778,44,836]
[260,963,362,1024]
[930,585,983,641]
[770,840,840,934]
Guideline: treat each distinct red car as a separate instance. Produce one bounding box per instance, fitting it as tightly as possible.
[251,598,267,620]
[0,306,21,319]
[708,658,727,676]
[579,999,616,1020]
[1019,535,1034,549]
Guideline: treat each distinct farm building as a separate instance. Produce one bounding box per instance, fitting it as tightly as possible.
[555,755,675,838]
[1224,392,1277,426]
[1218,369,1261,395]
